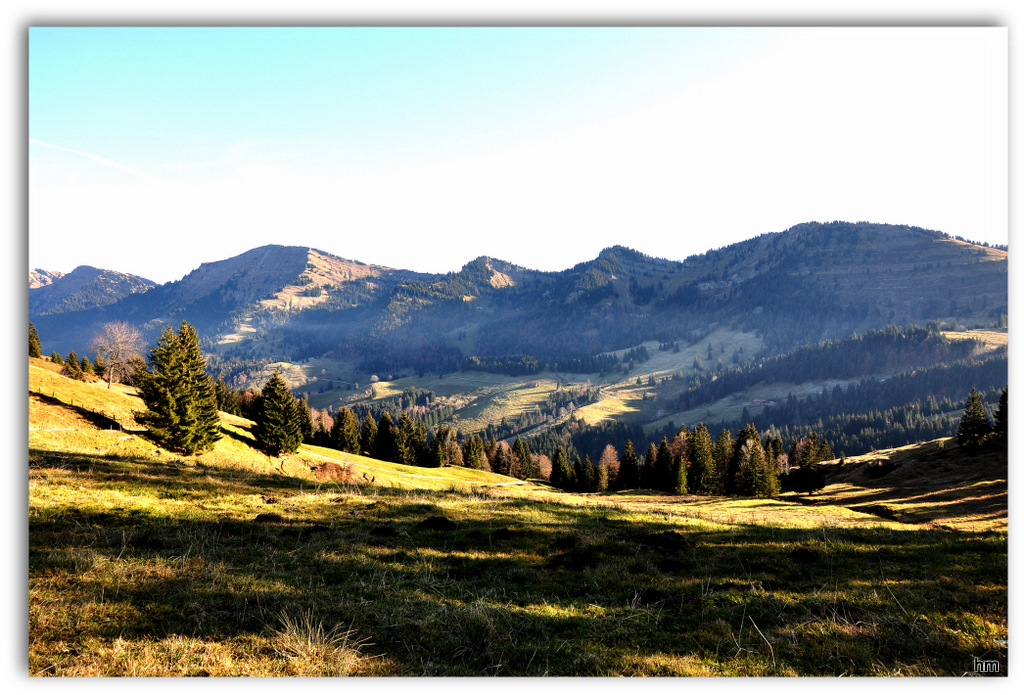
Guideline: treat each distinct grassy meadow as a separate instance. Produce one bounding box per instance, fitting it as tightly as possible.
[28,363,1007,676]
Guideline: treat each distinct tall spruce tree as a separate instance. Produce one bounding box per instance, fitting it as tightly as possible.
[957,387,993,447]
[550,446,573,490]
[689,423,716,495]
[994,388,1008,439]
[253,371,302,456]
[332,407,361,453]
[29,322,42,358]
[177,322,222,454]
[714,428,733,495]
[462,434,488,470]
[138,322,222,455]
[642,443,659,489]
[617,441,641,490]
[294,397,314,443]
[655,438,674,492]
[359,412,377,454]
[372,411,399,463]
[513,436,533,479]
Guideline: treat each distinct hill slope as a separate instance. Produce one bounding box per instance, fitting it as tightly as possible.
[28,358,1007,676]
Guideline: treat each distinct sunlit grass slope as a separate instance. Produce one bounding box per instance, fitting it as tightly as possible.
[28,366,1007,676]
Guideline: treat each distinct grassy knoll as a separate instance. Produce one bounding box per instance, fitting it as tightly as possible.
[29,377,1007,676]
[794,438,1008,533]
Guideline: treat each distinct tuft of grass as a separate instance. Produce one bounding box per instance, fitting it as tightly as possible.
[270,609,372,676]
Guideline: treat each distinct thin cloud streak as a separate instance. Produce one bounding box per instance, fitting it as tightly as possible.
[29,138,155,180]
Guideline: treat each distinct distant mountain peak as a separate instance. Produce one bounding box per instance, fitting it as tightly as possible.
[29,265,155,316]
[29,268,65,289]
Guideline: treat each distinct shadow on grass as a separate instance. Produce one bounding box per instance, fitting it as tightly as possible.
[29,447,1008,677]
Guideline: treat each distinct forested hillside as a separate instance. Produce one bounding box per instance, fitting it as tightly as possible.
[29,221,1007,465]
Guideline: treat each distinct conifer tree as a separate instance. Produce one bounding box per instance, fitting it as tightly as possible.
[714,428,733,495]
[654,438,674,492]
[80,355,93,374]
[462,434,488,470]
[372,411,399,463]
[61,350,84,380]
[359,412,377,455]
[433,425,463,467]
[332,407,361,453]
[137,322,222,455]
[177,322,222,453]
[957,387,992,447]
[29,322,42,358]
[642,443,659,489]
[617,440,641,490]
[573,455,597,492]
[137,327,181,446]
[550,446,573,490]
[728,424,761,495]
[994,388,1008,439]
[688,423,715,495]
[411,418,430,467]
[513,436,533,479]
[253,371,302,456]
[50,351,63,366]
[294,397,314,443]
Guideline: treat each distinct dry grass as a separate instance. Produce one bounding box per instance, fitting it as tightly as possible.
[28,369,1007,677]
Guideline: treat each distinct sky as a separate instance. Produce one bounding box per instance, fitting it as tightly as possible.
[27,26,1009,284]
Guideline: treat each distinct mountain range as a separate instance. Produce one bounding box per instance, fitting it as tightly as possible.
[30,221,1007,372]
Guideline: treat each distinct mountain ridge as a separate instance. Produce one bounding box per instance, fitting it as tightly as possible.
[29,222,1007,373]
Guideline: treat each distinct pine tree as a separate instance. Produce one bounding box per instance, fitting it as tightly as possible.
[737,437,778,498]
[655,438,674,492]
[50,351,63,366]
[80,355,93,374]
[617,441,640,490]
[137,322,221,455]
[176,322,222,454]
[137,327,182,446]
[462,434,488,470]
[994,388,1007,439]
[61,350,84,380]
[714,428,733,496]
[372,411,399,463]
[513,436,533,479]
[29,322,42,358]
[957,387,992,447]
[253,371,302,456]
[332,407,361,453]
[727,425,760,495]
[550,446,573,490]
[359,412,377,455]
[294,397,314,443]
[642,443,659,489]
[688,423,715,495]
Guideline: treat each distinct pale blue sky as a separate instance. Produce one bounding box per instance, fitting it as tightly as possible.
[29,26,1007,283]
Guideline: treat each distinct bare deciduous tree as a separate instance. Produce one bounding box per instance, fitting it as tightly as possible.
[91,321,144,389]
